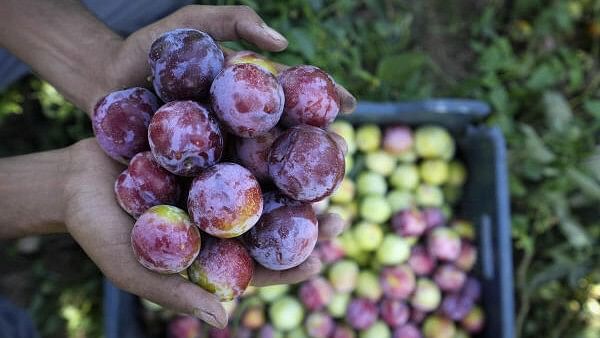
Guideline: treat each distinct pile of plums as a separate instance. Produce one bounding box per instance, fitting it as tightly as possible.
[92,28,346,301]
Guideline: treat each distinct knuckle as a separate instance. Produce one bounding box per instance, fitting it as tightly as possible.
[234,5,256,17]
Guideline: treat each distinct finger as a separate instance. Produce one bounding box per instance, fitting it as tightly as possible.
[130,272,228,328]
[328,132,348,155]
[336,84,357,114]
[251,254,322,287]
[318,213,346,240]
[174,5,287,51]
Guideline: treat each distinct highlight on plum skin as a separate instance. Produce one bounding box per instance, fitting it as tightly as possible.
[187,162,263,238]
[278,65,340,128]
[268,125,345,202]
[130,205,201,274]
[148,101,223,177]
[234,127,283,182]
[187,236,254,302]
[114,151,180,219]
[149,29,224,102]
[241,191,318,271]
[92,87,159,163]
[210,63,285,138]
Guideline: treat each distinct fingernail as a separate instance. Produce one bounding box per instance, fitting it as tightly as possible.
[193,307,227,329]
[260,23,287,43]
[342,94,357,114]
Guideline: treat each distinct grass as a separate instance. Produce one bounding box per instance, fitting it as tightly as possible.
[0,0,599,337]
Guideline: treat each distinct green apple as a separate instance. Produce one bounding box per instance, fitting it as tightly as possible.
[269,296,304,331]
[414,125,455,160]
[376,234,410,265]
[258,284,289,302]
[359,321,390,338]
[328,259,359,293]
[419,159,449,185]
[416,184,444,207]
[329,120,356,154]
[447,160,467,186]
[356,124,381,152]
[390,164,420,190]
[353,221,384,251]
[359,195,392,223]
[327,292,351,318]
[357,171,387,196]
[365,151,397,176]
[355,271,383,301]
[386,189,415,212]
[330,177,356,204]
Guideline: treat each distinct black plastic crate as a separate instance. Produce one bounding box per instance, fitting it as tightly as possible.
[104,99,515,338]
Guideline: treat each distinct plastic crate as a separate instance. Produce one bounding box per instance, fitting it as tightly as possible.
[104,99,515,338]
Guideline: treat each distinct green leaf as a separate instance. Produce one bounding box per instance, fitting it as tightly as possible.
[520,124,556,164]
[376,52,427,87]
[566,168,600,200]
[583,99,600,120]
[288,28,316,61]
[542,91,572,133]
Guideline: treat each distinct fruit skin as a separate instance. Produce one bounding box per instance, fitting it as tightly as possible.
[258,325,284,338]
[356,270,383,301]
[242,197,318,270]
[419,159,449,185]
[305,312,335,338]
[451,220,475,241]
[299,277,334,311]
[380,299,410,327]
[149,29,224,102]
[287,328,309,338]
[332,324,356,338]
[92,87,159,163]
[346,298,378,330]
[356,124,381,152]
[187,236,253,301]
[455,240,477,271]
[353,222,384,252]
[316,239,345,264]
[391,208,427,237]
[415,185,444,207]
[208,327,231,338]
[408,245,437,276]
[414,125,455,160]
[356,171,388,196]
[427,227,461,261]
[359,195,392,223]
[383,125,413,155]
[115,151,180,219]
[331,177,356,204]
[433,264,467,292]
[188,163,263,238]
[390,164,420,190]
[380,265,416,300]
[422,315,456,338]
[461,306,484,333]
[210,63,284,137]
[446,160,467,186]
[234,127,283,182]
[278,65,340,128]
[329,120,356,154]
[167,315,202,338]
[131,205,200,274]
[327,292,351,318]
[269,125,345,202]
[359,320,391,338]
[387,190,415,213]
[148,101,223,176]
[393,324,422,338]
[440,293,474,321]
[241,305,265,330]
[258,284,289,303]
[411,278,442,312]
[461,277,482,302]
[328,259,359,293]
[376,234,411,265]
[422,207,446,230]
[269,296,304,331]
[225,50,278,75]
[365,151,397,176]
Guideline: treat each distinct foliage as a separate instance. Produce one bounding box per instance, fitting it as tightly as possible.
[0,0,599,337]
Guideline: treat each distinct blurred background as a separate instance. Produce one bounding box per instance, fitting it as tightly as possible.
[0,0,599,337]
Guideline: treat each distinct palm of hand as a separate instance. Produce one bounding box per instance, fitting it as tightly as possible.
[63,139,343,328]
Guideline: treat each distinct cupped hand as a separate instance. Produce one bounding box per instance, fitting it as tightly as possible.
[64,138,345,328]
[97,5,356,115]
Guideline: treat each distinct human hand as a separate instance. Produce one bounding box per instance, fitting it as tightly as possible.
[63,138,345,328]
[96,5,356,114]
